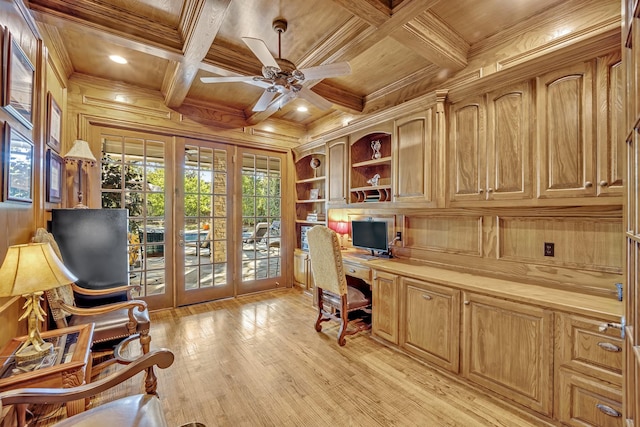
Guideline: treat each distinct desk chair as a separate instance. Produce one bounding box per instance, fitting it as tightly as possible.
[0,349,174,427]
[307,226,371,346]
[33,229,151,372]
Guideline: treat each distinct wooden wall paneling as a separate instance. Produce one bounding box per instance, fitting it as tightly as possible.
[393,108,435,204]
[499,217,623,273]
[537,61,596,199]
[404,215,482,256]
[597,52,625,197]
[448,95,486,203]
[434,90,448,207]
[486,81,532,201]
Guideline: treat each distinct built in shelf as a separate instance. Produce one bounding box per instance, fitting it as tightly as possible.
[351,156,392,168]
[350,185,392,203]
[296,198,327,203]
[295,219,327,225]
[296,176,325,184]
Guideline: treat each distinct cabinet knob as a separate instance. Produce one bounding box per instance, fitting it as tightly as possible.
[348,269,356,273]
[422,294,432,300]
[464,300,470,305]
[599,180,609,187]
[487,188,494,193]
[597,342,621,352]
[595,403,621,417]
[584,181,593,188]
[478,189,484,194]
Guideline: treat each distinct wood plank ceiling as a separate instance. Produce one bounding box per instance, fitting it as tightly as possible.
[26,0,570,134]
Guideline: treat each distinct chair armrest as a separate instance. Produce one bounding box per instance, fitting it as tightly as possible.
[0,349,174,407]
[57,299,147,317]
[71,283,141,298]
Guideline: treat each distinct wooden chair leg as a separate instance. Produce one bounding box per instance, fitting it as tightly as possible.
[315,293,327,332]
[337,295,349,346]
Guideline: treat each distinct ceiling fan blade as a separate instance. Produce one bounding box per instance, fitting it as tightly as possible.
[252,90,278,112]
[298,87,333,110]
[242,37,279,69]
[298,62,351,80]
[200,76,256,84]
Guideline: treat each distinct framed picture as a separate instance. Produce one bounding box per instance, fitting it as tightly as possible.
[3,123,33,203]
[46,149,63,203]
[2,27,35,129]
[309,188,319,200]
[46,92,62,153]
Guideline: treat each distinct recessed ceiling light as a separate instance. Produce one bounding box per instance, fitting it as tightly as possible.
[109,55,127,64]
[297,106,308,112]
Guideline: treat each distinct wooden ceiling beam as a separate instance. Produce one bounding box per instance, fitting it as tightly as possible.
[163,0,233,108]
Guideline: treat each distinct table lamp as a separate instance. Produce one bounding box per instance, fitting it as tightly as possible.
[64,139,97,208]
[0,242,78,362]
[330,220,349,249]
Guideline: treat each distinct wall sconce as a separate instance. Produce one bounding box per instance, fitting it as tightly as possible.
[64,139,97,208]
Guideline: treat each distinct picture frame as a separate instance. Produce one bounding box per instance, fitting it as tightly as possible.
[309,188,319,200]
[46,92,62,153]
[46,149,63,203]
[1,27,35,129]
[3,123,33,203]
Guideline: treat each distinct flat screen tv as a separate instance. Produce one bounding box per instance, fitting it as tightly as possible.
[351,220,389,256]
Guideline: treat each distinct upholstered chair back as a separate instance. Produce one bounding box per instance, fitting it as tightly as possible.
[307,225,347,297]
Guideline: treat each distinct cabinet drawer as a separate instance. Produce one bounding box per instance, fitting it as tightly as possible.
[556,368,622,427]
[556,314,623,386]
[343,261,370,283]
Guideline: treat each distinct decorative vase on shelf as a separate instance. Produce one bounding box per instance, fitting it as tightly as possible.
[371,140,381,159]
[310,157,321,177]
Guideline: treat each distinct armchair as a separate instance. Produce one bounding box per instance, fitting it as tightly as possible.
[33,229,151,369]
[307,225,371,346]
[0,348,174,427]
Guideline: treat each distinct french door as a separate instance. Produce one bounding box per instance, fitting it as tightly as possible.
[175,139,234,306]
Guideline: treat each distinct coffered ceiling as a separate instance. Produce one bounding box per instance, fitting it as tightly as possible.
[26,0,585,134]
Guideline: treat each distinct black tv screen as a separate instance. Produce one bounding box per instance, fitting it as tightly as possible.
[351,220,388,254]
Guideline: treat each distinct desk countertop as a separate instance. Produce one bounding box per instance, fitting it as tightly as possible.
[341,253,622,321]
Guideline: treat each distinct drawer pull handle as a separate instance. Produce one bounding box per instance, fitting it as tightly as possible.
[422,294,432,300]
[596,404,621,417]
[348,269,356,273]
[597,342,621,352]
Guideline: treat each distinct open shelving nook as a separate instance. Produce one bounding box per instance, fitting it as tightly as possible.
[295,152,326,250]
[350,132,392,203]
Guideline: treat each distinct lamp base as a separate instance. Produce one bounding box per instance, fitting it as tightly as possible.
[15,341,53,364]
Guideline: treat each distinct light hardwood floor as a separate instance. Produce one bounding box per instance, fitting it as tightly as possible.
[34,288,553,427]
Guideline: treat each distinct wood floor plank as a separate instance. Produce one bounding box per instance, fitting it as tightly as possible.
[31,288,553,426]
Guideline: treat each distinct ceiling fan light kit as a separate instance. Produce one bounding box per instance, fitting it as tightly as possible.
[200,18,351,112]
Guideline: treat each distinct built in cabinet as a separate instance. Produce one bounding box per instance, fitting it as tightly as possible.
[293,248,314,292]
[294,151,326,250]
[394,110,436,204]
[371,270,399,344]
[327,137,347,205]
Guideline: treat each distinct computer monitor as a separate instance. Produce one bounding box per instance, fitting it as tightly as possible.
[351,220,389,256]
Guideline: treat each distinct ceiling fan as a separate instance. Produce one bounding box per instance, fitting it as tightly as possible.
[200,19,351,112]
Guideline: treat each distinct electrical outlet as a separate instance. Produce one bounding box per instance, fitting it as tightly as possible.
[396,231,401,241]
[544,242,554,257]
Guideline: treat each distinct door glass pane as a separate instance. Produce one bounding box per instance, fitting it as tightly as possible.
[241,153,281,282]
[183,146,228,291]
[101,134,167,297]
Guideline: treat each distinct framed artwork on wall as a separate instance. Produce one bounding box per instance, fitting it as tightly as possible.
[46,92,62,153]
[1,27,35,129]
[3,123,33,203]
[46,149,63,203]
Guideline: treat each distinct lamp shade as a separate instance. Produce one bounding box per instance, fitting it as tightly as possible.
[0,242,78,296]
[64,139,97,163]
[331,221,349,235]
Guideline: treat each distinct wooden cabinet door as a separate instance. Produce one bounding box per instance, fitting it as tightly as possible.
[327,138,347,204]
[462,292,554,415]
[537,62,596,199]
[394,109,434,204]
[293,249,308,288]
[371,269,399,344]
[449,95,487,203]
[401,277,460,372]
[596,54,624,198]
[486,81,532,201]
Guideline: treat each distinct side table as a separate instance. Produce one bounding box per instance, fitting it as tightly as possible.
[0,324,94,426]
